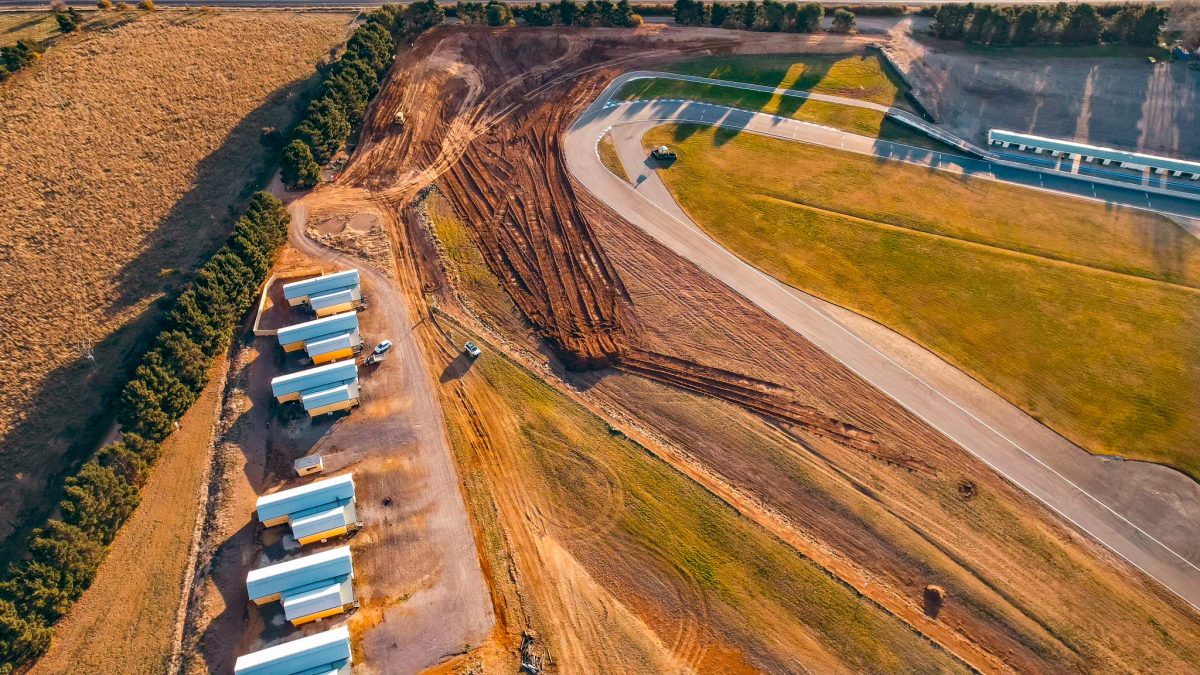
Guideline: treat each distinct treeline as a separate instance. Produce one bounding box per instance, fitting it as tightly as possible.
[281,2,445,188]
[0,193,290,673]
[930,3,1169,46]
[470,0,643,28]
[674,0,857,34]
[0,41,39,83]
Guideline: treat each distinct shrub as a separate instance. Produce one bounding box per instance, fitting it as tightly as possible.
[137,0,155,10]
[486,0,515,26]
[830,7,856,32]
[60,463,141,545]
[54,8,83,33]
[115,1,129,8]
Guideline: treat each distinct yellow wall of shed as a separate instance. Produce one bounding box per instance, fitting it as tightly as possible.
[306,398,358,418]
[289,605,349,626]
[314,302,354,317]
[251,593,282,605]
[311,347,353,365]
[276,392,301,403]
[281,341,305,353]
[297,526,348,546]
[261,514,290,527]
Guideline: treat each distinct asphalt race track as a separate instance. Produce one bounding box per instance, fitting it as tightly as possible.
[565,72,1200,611]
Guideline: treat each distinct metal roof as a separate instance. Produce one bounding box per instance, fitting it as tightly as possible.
[309,288,357,311]
[281,576,354,622]
[988,129,1200,174]
[290,499,356,542]
[277,312,359,347]
[301,384,355,411]
[246,546,353,601]
[283,270,360,301]
[271,361,358,399]
[305,334,355,358]
[256,474,356,524]
[233,626,351,675]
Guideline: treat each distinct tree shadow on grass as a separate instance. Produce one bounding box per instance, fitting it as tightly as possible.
[0,67,324,566]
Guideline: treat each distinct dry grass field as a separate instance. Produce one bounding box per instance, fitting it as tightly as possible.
[0,9,354,555]
[646,123,1200,477]
[597,132,631,183]
[30,360,226,675]
[0,9,129,48]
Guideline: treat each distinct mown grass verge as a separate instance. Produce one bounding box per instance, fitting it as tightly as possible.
[646,123,1200,479]
[597,132,632,183]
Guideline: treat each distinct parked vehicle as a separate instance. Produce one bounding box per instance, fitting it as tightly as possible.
[373,340,393,355]
[464,341,482,359]
[650,145,677,161]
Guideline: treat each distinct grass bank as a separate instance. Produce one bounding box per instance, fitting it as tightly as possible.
[645,123,1200,478]
[616,53,948,151]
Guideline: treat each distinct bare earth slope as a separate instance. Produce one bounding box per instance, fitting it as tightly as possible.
[0,9,353,550]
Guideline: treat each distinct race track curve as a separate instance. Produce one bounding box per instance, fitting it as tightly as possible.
[563,73,1200,611]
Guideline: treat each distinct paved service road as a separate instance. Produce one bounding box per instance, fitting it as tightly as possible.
[565,75,1200,611]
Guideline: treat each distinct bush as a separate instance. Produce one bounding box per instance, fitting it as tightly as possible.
[115,1,129,8]
[97,0,113,8]
[486,0,515,26]
[54,8,83,33]
[830,7,855,32]
[137,0,155,10]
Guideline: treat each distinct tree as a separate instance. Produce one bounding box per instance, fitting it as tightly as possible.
[281,139,321,188]
[710,1,731,26]
[557,0,579,24]
[931,3,972,39]
[761,0,785,30]
[96,0,113,8]
[614,0,641,26]
[0,600,51,671]
[830,7,856,33]
[60,462,141,544]
[674,0,705,26]
[486,0,515,25]
[525,2,557,26]
[457,0,486,24]
[97,440,152,486]
[742,0,759,28]
[796,1,822,31]
[1062,3,1102,43]
[1012,7,1039,44]
[1129,4,1168,45]
[4,521,103,622]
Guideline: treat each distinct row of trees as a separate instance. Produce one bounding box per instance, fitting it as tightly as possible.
[512,0,643,28]
[281,2,445,188]
[0,193,291,673]
[458,0,516,26]
[930,3,1169,46]
[673,0,855,34]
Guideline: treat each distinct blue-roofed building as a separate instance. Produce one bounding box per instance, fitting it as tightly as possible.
[283,270,361,317]
[246,546,356,625]
[988,129,1200,179]
[289,499,358,545]
[256,474,356,527]
[276,313,361,365]
[234,626,352,675]
[270,361,359,416]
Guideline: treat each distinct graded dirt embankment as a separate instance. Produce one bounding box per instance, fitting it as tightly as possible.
[358,26,1200,673]
[0,9,354,552]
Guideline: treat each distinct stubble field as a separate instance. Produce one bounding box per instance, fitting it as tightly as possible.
[0,9,354,553]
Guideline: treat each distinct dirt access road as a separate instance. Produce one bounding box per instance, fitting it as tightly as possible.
[280,199,494,672]
[565,77,1200,610]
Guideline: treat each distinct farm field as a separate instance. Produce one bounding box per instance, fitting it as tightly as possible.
[616,53,946,150]
[0,9,354,555]
[645,123,1200,477]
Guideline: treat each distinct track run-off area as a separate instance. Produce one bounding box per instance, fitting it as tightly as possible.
[564,71,1200,611]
